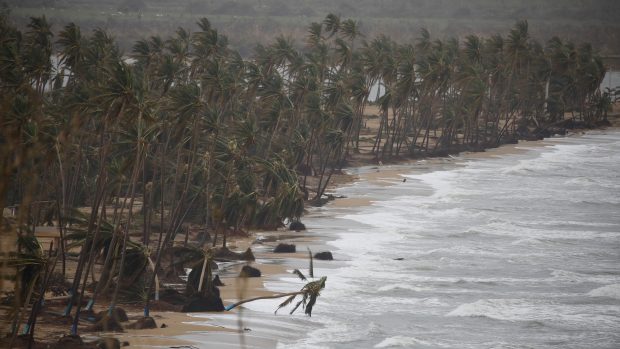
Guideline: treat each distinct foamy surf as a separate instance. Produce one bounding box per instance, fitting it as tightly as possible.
[588,284,620,299]
[241,130,620,348]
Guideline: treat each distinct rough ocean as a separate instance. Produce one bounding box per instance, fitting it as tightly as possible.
[193,130,620,349]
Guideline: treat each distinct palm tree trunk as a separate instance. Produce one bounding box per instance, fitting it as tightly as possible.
[225,291,304,311]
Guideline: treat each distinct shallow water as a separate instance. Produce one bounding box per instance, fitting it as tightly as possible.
[187,131,620,348]
[245,130,620,349]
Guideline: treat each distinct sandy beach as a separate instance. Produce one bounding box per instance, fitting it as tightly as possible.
[4,112,619,349]
[101,134,557,348]
[105,118,620,349]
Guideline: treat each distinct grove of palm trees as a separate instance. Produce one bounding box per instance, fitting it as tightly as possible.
[0,11,614,348]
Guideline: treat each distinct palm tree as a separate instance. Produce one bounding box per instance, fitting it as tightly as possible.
[225,250,326,317]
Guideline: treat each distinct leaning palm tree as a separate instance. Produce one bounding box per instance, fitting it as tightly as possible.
[224,250,326,316]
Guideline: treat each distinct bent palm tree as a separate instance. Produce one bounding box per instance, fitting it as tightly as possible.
[224,250,326,316]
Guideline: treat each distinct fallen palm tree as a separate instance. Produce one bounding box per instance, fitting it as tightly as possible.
[225,249,326,316]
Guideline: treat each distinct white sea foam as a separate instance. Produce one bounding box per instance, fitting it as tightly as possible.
[446,299,534,320]
[377,284,425,292]
[261,131,620,349]
[551,269,620,284]
[374,335,435,348]
[447,298,620,327]
[588,284,620,299]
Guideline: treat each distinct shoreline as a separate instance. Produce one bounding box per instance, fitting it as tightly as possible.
[110,122,620,348]
[6,117,619,348]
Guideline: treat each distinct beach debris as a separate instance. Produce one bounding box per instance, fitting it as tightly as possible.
[289,221,306,231]
[393,257,405,261]
[273,243,296,253]
[86,314,124,332]
[225,249,326,317]
[239,265,261,278]
[125,316,157,330]
[185,262,218,297]
[213,275,225,286]
[56,334,84,347]
[95,307,128,323]
[314,251,333,260]
[95,337,121,349]
[182,293,225,312]
[214,247,255,261]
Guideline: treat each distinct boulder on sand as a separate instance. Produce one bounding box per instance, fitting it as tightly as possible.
[213,275,225,286]
[86,314,124,332]
[273,243,296,253]
[125,316,157,330]
[181,291,225,312]
[239,265,261,277]
[214,247,255,261]
[314,251,333,260]
[289,221,306,231]
[95,307,128,323]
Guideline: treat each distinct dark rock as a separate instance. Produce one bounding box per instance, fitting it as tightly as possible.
[393,257,404,261]
[289,221,306,231]
[160,323,167,328]
[213,275,225,286]
[55,334,84,349]
[186,262,223,297]
[314,251,333,260]
[125,316,157,330]
[214,247,255,261]
[86,314,124,332]
[95,307,128,323]
[182,293,225,312]
[273,243,296,253]
[240,248,255,260]
[94,337,121,349]
[121,341,130,347]
[159,288,187,305]
[239,265,261,278]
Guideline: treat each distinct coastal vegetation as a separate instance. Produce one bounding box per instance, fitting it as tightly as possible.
[0,10,615,347]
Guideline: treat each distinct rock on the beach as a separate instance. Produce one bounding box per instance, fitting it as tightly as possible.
[186,262,222,297]
[314,251,333,260]
[95,307,128,323]
[289,221,306,231]
[214,247,255,261]
[182,292,225,312]
[55,334,84,349]
[274,243,296,253]
[125,316,157,330]
[94,337,121,349]
[213,274,225,286]
[87,315,124,332]
[239,265,261,277]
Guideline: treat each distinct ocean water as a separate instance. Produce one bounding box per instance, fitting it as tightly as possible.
[204,130,620,348]
[239,130,620,349]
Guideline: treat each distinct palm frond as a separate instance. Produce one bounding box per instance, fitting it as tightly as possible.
[307,248,314,279]
[274,294,297,314]
[292,269,306,281]
[289,294,307,315]
[305,293,318,316]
